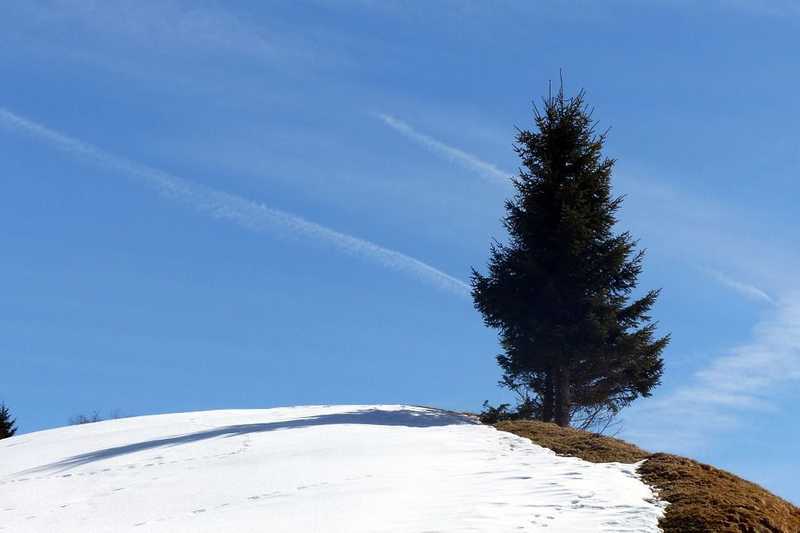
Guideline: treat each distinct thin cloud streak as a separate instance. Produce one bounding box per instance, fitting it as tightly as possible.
[376,113,512,185]
[0,108,469,298]
[705,268,775,304]
[11,1,277,59]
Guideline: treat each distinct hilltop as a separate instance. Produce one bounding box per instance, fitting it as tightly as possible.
[0,405,662,532]
[2,405,796,532]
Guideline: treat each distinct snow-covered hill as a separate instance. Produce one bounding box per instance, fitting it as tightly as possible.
[0,405,665,532]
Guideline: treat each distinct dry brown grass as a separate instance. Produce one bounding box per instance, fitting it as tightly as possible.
[495,419,800,533]
[639,453,800,533]
[495,419,650,463]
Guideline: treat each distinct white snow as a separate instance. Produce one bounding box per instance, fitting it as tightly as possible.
[0,405,665,532]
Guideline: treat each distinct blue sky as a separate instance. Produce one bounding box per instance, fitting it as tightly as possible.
[1,0,798,503]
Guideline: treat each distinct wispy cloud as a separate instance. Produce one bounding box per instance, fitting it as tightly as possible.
[0,108,469,298]
[375,113,512,185]
[616,172,798,287]
[704,268,775,305]
[10,1,277,59]
[3,1,338,80]
[625,295,800,451]
[696,298,800,391]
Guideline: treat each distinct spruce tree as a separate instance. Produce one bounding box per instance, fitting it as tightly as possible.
[0,403,17,439]
[472,86,669,428]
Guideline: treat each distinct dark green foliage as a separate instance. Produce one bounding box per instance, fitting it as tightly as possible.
[472,86,669,428]
[478,401,514,424]
[0,403,17,439]
[478,400,538,424]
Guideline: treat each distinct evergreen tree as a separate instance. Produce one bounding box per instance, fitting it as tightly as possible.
[0,403,17,439]
[472,86,669,428]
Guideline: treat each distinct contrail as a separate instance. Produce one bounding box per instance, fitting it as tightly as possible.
[0,108,469,298]
[375,113,512,185]
[704,268,775,305]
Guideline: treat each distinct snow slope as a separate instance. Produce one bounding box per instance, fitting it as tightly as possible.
[0,405,665,532]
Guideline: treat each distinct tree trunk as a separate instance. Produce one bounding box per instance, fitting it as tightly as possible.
[542,369,554,423]
[555,365,571,427]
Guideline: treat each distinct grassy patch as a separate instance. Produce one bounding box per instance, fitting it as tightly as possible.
[495,420,800,533]
[495,419,649,463]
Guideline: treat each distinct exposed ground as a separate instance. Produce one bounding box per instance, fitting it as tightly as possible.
[496,420,800,533]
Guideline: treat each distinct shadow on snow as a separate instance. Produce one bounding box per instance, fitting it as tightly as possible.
[22,407,476,474]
